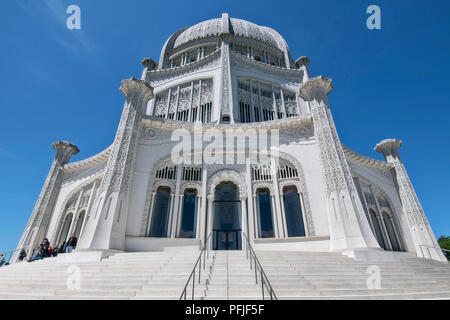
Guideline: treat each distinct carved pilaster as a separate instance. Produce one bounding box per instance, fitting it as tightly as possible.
[88,78,153,250]
[375,139,446,261]
[219,22,233,122]
[300,76,379,251]
[14,141,79,261]
[100,78,153,197]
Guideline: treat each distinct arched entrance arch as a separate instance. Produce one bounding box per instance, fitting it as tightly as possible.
[213,182,242,250]
[207,170,247,250]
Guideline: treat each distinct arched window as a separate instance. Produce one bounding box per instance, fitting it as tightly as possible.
[283,186,306,237]
[382,211,402,251]
[179,189,198,238]
[369,209,386,249]
[149,186,171,238]
[257,188,274,238]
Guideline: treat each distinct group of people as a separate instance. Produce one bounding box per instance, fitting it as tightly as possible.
[27,233,78,262]
[0,233,79,266]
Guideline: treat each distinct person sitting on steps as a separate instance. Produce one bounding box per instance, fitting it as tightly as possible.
[65,233,77,253]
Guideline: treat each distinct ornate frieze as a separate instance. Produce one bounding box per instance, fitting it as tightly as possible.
[149,50,220,86]
[230,51,303,85]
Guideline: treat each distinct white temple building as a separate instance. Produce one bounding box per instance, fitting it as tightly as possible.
[13,13,447,264]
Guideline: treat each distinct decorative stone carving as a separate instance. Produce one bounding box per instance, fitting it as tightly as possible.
[220,41,232,116]
[100,78,153,197]
[375,139,427,226]
[15,141,79,257]
[208,169,247,199]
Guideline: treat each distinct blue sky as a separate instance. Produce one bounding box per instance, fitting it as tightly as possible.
[0,0,449,254]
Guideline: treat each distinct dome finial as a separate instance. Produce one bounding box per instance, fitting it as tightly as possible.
[221,13,230,35]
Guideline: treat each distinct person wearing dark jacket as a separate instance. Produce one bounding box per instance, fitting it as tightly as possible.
[59,241,66,254]
[18,249,27,262]
[65,233,77,253]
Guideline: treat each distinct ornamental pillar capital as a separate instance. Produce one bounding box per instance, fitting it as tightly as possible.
[141,58,157,80]
[120,77,154,113]
[52,141,79,166]
[374,139,402,163]
[299,76,333,104]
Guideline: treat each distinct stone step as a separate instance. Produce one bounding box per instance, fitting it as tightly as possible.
[54,289,137,297]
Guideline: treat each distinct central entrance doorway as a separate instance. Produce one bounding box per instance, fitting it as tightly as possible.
[212,182,242,250]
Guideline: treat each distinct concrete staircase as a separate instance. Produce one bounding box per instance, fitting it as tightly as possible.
[200,250,263,300]
[0,249,448,300]
[257,251,450,300]
[0,251,198,300]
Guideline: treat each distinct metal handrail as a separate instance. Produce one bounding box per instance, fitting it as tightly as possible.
[419,245,450,261]
[180,233,213,300]
[242,233,278,300]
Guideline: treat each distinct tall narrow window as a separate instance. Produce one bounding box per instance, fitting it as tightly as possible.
[257,189,274,238]
[74,211,86,238]
[370,209,386,249]
[149,187,171,238]
[179,190,198,238]
[283,186,306,237]
[382,212,401,251]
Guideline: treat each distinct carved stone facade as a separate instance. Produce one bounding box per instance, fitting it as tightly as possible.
[14,14,445,263]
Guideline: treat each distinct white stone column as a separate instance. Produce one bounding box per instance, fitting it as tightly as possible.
[196,80,202,123]
[246,159,256,242]
[67,191,83,238]
[241,197,248,247]
[195,195,202,239]
[271,84,279,120]
[270,195,279,238]
[271,159,283,238]
[257,81,263,120]
[199,165,208,245]
[167,194,175,237]
[249,80,256,122]
[174,85,181,120]
[175,194,184,237]
[300,76,380,253]
[146,191,156,235]
[165,88,172,119]
[279,191,287,237]
[188,81,194,122]
[170,163,183,237]
[206,195,214,249]
[375,139,447,261]
[280,87,288,117]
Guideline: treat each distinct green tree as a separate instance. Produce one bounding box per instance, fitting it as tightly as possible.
[438,235,450,261]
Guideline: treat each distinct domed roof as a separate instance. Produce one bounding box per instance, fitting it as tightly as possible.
[173,17,286,49]
[157,14,294,70]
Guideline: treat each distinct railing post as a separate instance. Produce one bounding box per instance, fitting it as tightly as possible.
[192,271,195,300]
[261,269,265,300]
[199,254,202,284]
[254,258,257,284]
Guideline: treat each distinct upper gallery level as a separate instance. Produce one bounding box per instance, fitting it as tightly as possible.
[142,14,312,124]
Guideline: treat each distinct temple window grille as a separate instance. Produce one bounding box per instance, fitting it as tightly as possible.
[155,166,177,180]
[278,164,298,180]
[182,167,202,182]
[153,79,213,123]
[238,78,298,123]
[251,162,299,182]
